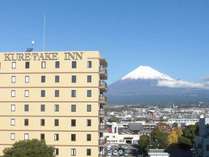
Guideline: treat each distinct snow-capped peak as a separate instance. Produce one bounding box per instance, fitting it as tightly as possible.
[121,65,174,81]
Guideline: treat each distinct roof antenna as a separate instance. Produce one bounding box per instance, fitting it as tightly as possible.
[32,40,35,50]
[42,15,46,51]
[25,41,35,52]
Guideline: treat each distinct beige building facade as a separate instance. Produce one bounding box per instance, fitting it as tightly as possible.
[0,51,107,157]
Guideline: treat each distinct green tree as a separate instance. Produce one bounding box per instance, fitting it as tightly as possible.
[2,139,54,157]
[108,116,120,122]
[139,135,150,154]
[150,128,169,149]
[179,124,198,147]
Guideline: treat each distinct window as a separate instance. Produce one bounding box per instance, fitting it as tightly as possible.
[71,148,76,156]
[87,90,92,97]
[40,119,45,126]
[10,119,15,126]
[24,119,29,126]
[12,62,16,69]
[71,119,76,127]
[11,104,16,112]
[55,148,59,156]
[87,134,91,141]
[87,61,92,68]
[86,149,91,156]
[25,62,30,69]
[100,132,103,138]
[71,134,76,141]
[24,104,29,112]
[40,104,45,112]
[55,61,60,68]
[54,133,59,141]
[41,90,46,97]
[72,61,77,68]
[11,90,16,97]
[87,75,92,83]
[87,104,92,112]
[10,133,15,140]
[87,119,91,127]
[41,61,46,69]
[54,104,59,112]
[24,133,29,140]
[54,119,59,126]
[24,90,29,97]
[100,117,103,123]
[41,76,46,83]
[71,75,76,83]
[55,75,60,83]
[40,133,45,140]
[71,90,76,97]
[25,76,30,83]
[11,76,16,83]
[71,104,76,112]
[55,90,59,97]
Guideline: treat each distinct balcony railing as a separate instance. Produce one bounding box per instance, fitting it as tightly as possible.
[99,95,107,104]
[99,123,105,130]
[99,109,105,116]
[99,138,106,145]
[100,59,108,67]
[99,81,107,91]
[99,66,107,80]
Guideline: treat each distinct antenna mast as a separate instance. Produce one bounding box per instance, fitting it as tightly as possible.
[42,15,46,51]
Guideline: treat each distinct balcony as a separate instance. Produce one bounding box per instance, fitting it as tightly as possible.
[99,66,107,80]
[99,95,107,104]
[99,109,105,116]
[99,148,105,157]
[99,138,106,145]
[99,81,107,91]
[100,59,107,67]
[99,123,105,130]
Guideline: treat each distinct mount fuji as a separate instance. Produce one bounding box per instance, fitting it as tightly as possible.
[107,66,209,106]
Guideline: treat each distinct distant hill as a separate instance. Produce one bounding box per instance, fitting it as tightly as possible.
[107,66,209,106]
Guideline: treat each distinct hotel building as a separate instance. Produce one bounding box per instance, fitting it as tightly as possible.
[0,51,107,157]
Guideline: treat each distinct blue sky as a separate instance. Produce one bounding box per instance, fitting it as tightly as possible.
[0,0,209,83]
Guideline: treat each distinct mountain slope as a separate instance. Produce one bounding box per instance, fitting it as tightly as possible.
[107,66,209,106]
[122,65,174,80]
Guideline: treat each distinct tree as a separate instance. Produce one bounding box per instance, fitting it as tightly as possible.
[179,124,198,148]
[150,128,169,149]
[168,128,182,144]
[108,116,120,122]
[2,139,55,157]
[139,135,150,154]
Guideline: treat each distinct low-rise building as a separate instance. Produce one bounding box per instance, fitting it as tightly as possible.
[167,118,198,127]
[104,122,140,145]
[148,149,170,157]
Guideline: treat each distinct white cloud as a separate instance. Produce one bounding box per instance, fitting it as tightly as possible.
[157,79,209,89]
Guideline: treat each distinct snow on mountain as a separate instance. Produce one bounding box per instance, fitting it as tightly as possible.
[121,65,209,89]
[122,65,174,81]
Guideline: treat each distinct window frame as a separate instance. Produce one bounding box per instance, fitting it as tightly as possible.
[55,61,60,69]
[11,62,16,69]
[25,75,30,83]
[25,62,30,69]
[11,76,16,83]
[41,61,46,69]
[24,104,29,112]
[71,61,77,69]
[11,90,16,97]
